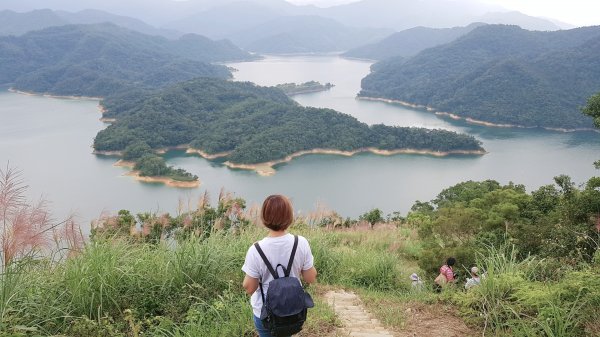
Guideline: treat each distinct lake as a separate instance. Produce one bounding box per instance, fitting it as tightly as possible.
[1,55,599,228]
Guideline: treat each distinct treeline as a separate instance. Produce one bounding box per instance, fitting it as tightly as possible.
[0,23,252,97]
[360,24,600,129]
[94,78,484,166]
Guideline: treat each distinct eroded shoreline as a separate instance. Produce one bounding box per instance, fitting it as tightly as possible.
[358,96,597,133]
[112,160,200,188]
[9,88,102,101]
[224,147,487,176]
[124,170,200,188]
[106,145,485,177]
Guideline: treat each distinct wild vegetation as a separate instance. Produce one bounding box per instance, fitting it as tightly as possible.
[360,24,600,129]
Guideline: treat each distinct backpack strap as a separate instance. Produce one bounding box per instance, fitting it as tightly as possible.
[254,242,279,279]
[285,235,299,277]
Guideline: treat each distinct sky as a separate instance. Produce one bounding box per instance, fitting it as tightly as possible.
[286,0,600,26]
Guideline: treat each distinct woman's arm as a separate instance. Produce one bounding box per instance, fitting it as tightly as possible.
[243,275,259,295]
[301,267,317,284]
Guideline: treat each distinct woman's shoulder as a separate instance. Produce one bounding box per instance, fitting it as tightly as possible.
[290,233,311,245]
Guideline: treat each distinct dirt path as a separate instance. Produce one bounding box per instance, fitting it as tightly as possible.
[325,290,394,337]
[394,301,477,337]
[324,290,477,337]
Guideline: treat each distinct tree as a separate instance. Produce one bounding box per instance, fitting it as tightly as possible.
[582,92,600,168]
[582,92,600,127]
[360,208,383,230]
[123,141,153,161]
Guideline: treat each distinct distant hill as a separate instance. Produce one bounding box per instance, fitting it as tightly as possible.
[0,9,181,38]
[227,15,390,54]
[0,9,68,36]
[55,9,182,38]
[164,1,285,39]
[317,0,562,31]
[475,11,562,31]
[360,25,600,130]
[95,78,485,166]
[343,23,486,61]
[0,0,571,33]
[0,24,255,97]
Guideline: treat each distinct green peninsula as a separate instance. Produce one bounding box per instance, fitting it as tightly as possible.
[275,81,335,96]
[94,78,485,176]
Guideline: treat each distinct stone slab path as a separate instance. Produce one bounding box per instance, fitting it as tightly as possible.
[325,290,395,337]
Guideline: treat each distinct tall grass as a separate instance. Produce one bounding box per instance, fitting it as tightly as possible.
[453,242,598,336]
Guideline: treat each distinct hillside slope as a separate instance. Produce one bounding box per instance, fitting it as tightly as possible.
[0,24,254,96]
[360,25,600,129]
[343,23,485,60]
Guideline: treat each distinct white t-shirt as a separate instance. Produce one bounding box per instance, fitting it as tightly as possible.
[242,233,314,318]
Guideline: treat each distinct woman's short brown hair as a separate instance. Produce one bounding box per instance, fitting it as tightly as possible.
[261,195,294,231]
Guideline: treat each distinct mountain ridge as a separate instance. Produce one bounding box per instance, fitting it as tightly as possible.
[359,24,600,129]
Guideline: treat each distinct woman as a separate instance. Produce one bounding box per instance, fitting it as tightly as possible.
[242,195,318,337]
[434,257,457,292]
[440,257,457,283]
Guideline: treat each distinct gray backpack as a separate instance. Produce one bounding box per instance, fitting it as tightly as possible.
[254,235,314,337]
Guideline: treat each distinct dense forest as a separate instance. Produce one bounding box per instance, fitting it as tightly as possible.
[94,78,484,168]
[0,23,253,97]
[343,23,485,60]
[360,25,600,129]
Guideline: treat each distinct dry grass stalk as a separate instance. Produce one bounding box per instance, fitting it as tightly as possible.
[1,165,80,267]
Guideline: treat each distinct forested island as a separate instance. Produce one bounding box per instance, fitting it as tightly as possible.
[360,24,600,130]
[94,78,485,177]
[275,81,334,96]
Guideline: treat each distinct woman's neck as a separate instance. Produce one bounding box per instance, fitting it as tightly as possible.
[267,230,287,237]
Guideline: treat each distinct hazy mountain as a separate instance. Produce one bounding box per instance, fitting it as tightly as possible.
[55,9,182,38]
[0,9,182,38]
[0,24,254,96]
[343,23,486,60]
[360,25,600,129]
[317,0,565,31]
[0,0,571,33]
[227,15,389,53]
[0,9,68,36]
[164,2,285,39]
[0,0,309,25]
[317,0,498,30]
[475,11,561,31]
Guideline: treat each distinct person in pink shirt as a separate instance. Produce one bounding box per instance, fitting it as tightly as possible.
[440,257,457,283]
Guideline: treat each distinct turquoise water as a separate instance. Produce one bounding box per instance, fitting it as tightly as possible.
[1,55,599,228]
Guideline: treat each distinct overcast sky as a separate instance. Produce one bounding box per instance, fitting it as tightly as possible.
[286,0,600,26]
